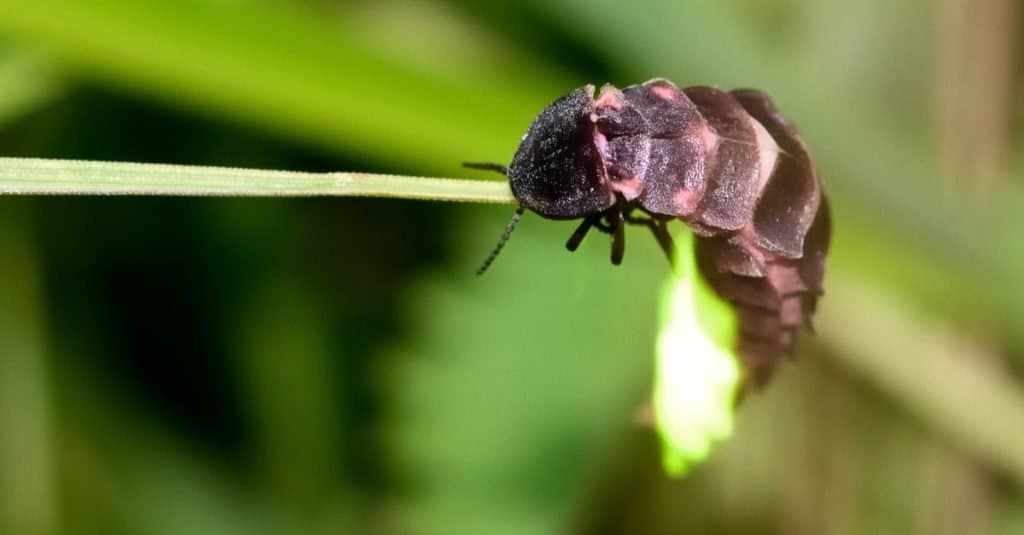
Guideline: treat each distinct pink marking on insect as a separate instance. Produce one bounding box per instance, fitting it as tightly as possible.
[651,84,677,101]
[593,129,610,159]
[694,122,719,153]
[749,117,780,198]
[610,176,643,200]
[594,86,624,110]
[673,188,699,214]
[779,296,805,327]
[731,225,770,269]
[767,263,808,295]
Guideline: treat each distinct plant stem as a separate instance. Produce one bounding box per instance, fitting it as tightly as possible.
[0,157,516,202]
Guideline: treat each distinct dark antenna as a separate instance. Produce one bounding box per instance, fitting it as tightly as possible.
[462,161,519,275]
[477,205,524,275]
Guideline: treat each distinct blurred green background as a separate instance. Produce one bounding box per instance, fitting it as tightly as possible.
[1,0,1023,534]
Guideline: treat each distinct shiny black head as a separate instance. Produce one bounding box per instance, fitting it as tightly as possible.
[469,83,664,273]
[507,85,617,219]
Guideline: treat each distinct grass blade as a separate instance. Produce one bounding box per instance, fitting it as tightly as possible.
[0,157,515,202]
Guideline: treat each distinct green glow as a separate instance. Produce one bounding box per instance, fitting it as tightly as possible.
[653,230,740,477]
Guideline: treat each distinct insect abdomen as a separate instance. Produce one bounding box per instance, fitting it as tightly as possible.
[491,79,831,386]
[674,85,829,386]
[696,197,830,387]
[619,80,828,385]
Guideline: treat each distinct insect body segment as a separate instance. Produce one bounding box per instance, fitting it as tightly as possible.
[696,197,830,386]
[475,78,830,385]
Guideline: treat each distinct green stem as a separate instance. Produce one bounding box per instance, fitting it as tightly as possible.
[0,157,516,202]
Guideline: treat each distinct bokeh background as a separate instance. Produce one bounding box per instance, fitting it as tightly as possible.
[2,1,1024,534]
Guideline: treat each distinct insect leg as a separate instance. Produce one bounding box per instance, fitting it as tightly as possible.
[610,210,625,265]
[566,216,598,252]
[622,210,676,268]
[649,220,678,270]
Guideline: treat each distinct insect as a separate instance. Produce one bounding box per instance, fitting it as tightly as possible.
[467,78,830,385]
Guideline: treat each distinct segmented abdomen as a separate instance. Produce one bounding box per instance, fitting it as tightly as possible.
[696,197,830,387]
[626,81,831,387]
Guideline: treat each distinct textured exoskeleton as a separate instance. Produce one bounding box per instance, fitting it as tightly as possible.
[476,79,831,387]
